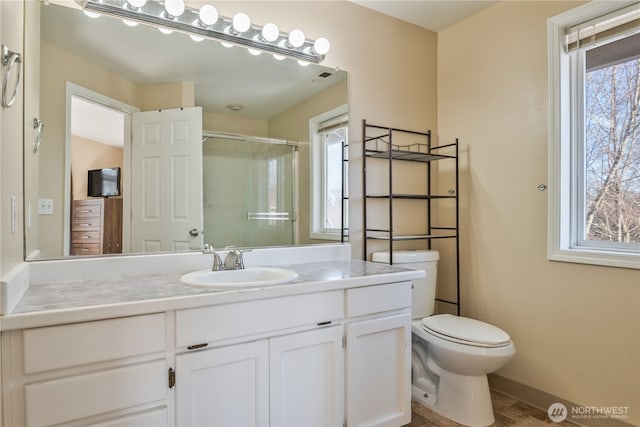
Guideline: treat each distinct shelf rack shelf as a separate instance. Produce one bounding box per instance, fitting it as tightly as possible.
[362,119,460,315]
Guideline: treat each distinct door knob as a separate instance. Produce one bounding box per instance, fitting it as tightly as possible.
[189,228,200,237]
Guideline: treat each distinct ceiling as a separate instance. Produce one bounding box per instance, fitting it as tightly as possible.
[353,1,498,32]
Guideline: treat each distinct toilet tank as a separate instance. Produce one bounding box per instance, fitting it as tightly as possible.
[372,250,439,319]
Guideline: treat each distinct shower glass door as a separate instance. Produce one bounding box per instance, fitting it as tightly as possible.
[203,136,295,248]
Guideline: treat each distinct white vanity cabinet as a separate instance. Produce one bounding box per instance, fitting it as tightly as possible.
[345,281,413,427]
[269,325,344,427]
[1,277,415,427]
[175,339,270,426]
[1,313,170,427]
[174,291,345,427]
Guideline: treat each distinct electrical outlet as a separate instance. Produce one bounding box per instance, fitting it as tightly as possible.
[38,198,54,215]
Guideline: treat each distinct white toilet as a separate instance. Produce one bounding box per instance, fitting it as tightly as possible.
[372,250,516,427]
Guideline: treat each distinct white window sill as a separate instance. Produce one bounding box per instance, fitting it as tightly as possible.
[549,248,640,270]
[310,232,342,241]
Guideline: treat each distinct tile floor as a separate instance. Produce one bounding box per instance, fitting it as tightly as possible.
[406,390,577,427]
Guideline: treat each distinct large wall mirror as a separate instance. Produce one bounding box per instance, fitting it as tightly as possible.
[24,1,348,260]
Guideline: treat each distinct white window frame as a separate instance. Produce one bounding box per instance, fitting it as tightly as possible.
[309,105,348,240]
[548,2,640,269]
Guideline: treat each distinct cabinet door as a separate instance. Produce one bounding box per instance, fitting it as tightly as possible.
[346,313,411,427]
[175,340,269,427]
[270,326,344,427]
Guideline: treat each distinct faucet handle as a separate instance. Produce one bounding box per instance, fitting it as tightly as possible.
[203,244,224,271]
[211,252,224,271]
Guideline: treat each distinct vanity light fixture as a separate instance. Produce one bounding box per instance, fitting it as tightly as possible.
[75,0,330,64]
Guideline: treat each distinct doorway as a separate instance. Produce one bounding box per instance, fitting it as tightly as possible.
[64,83,138,255]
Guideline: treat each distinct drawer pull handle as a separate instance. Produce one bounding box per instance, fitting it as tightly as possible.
[79,223,91,226]
[317,321,332,326]
[187,343,209,350]
[82,236,89,239]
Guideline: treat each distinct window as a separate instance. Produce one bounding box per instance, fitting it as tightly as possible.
[310,107,348,240]
[548,2,640,269]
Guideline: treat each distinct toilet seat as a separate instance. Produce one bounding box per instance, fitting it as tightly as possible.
[422,314,511,348]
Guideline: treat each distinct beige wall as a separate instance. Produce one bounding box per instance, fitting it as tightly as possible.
[437,1,639,424]
[203,112,269,136]
[1,0,25,279]
[38,40,142,257]
[71,136,124,201]
[141,82,195,111]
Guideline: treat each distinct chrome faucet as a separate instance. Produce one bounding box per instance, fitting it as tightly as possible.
[202,243,223,271]
[202,244,250,271]
[223,246,247,270]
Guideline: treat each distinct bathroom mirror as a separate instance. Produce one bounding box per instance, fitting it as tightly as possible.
[24,2,348,260]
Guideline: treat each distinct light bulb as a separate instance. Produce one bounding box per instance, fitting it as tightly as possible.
[248,48,261,56]
[122,19,138,27]
[313,37,330,55]
[198,4,218,26]
[273,53,286,61]
[261,23,279,42]
[84,11,100,18]
[288,29,305,48]
[190,35,204,42]
[159,27,173,34]
[164,0,185,18]
[126,0,146,8]
[232,13,251,33]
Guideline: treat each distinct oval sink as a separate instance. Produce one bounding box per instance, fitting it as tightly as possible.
[180,267,299,289]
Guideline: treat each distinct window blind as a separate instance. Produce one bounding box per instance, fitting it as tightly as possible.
[317,114,348,134]
[565,2,640,52]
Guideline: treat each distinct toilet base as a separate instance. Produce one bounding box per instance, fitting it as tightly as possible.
[412,369,495,427]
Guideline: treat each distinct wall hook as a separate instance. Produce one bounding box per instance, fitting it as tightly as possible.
[537,184,548,192]
[1,45,22,109]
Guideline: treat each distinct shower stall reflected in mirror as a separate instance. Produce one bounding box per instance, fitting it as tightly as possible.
[202,133,297,248]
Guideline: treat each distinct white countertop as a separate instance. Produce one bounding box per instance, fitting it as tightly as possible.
[1,259,423,331]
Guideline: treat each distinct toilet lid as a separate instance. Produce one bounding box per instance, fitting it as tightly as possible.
[422,314,511,347]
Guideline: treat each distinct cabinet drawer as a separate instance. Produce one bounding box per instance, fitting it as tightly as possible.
[71,231,100,244]
[71,243,101,255]
[23,313,166,374]
[24,360,166,427]
[72,216,102,231]
[176,291,343,347]
[346,282,412,318]
[73,202,102,218]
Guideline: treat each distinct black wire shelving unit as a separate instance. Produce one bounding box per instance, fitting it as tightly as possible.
[362,119,460,315]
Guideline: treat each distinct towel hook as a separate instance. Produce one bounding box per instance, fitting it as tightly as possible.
[33,118,44,153]
[1,45,22,109]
